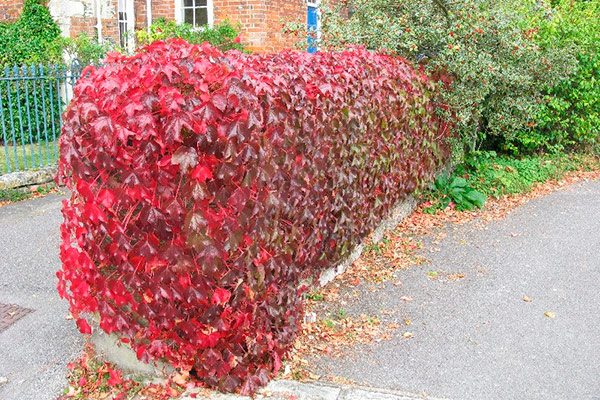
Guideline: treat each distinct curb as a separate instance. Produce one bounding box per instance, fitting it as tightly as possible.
[179,379,453,400]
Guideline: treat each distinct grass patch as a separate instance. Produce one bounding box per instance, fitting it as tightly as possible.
[0,188,31,202]
[456,151,599,198]
[0,141,58,174]
[424,151,599,212]
[0,185,54,204]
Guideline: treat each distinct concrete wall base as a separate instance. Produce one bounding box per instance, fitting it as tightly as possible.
[0,166,57,190]
[89,195,418,380]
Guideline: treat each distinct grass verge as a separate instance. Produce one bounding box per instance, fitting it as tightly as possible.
[424,151,600,211]
[0,184,56,206]
[458,151,599,198]
[0,141,58,174]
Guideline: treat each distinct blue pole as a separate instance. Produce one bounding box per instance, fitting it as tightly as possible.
[22,65,36,168]
[30,64,43,168]
[5,66,19,171]
[39,64,50,167]
[53,64,61,163]
[0,78,10,173]
[14,65,28,170]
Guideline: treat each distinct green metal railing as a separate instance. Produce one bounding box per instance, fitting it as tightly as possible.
[0,60,84,174]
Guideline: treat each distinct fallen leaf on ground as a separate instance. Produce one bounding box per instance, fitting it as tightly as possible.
[400,296,413,302]
[544,312,556,319]
[402,332,413,338]
[523,296,532,302]
[172,370,189,386]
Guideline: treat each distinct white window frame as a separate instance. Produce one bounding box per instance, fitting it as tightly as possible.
[117,0,135,52]
[175,0,214,28]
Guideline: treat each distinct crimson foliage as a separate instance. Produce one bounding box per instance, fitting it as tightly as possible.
[56,40,450,393]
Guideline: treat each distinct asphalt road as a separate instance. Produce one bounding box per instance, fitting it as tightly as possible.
[0,191,82,400]
[313,179,600,400]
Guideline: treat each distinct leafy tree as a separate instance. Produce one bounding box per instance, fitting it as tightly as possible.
[313,0,576,156]
[524,0,600,153]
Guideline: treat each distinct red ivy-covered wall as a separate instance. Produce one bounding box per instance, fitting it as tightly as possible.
[56,40,450,394]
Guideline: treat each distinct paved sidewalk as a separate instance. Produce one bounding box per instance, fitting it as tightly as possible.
[0,192,82,400]
[1,179,599,400]
[312,179,600,400]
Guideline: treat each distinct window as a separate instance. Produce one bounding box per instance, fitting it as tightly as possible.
[117,0,134,51]
[183,0,209,27]
[118,0,128,48]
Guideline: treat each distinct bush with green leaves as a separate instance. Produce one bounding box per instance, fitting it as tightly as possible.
[516,0,600,154]
[313,0,575,156]
[0,0,61,66]
[425,172,487,212]
[136,18,244,51]
[46,33,114,66]
[451,150,598,198]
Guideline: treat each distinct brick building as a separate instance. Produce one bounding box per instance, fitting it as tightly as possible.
[0,0,333,53]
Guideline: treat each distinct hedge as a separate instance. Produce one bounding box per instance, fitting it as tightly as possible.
[56,40,450,393]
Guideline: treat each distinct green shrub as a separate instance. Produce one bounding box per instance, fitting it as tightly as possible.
[0,0,63,152]
[313,0,575,157]
[517,0,600,154]
[425,172,487,212]
[0,0,60,66]
[454,151,596,197]
[136,18,244,51]
[46,33,114,66]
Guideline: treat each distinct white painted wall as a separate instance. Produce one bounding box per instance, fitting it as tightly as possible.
[47,0,115,38]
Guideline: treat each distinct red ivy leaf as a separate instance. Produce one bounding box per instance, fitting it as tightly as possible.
[212,288,231,305]
[107,368,123,385]
[172,146,199,172]
[76,318,92,334]
[191,164,213,182]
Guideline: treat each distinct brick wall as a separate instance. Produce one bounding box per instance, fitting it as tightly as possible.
[212,0,309,53]
[70,16,96,38]
[150,0,174,21]
[0,0,23,22]
[51,0,344,54]
[62,0,121,46]
[212,0,342,53]
[134,0,146,31]
[263,0,303,52]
